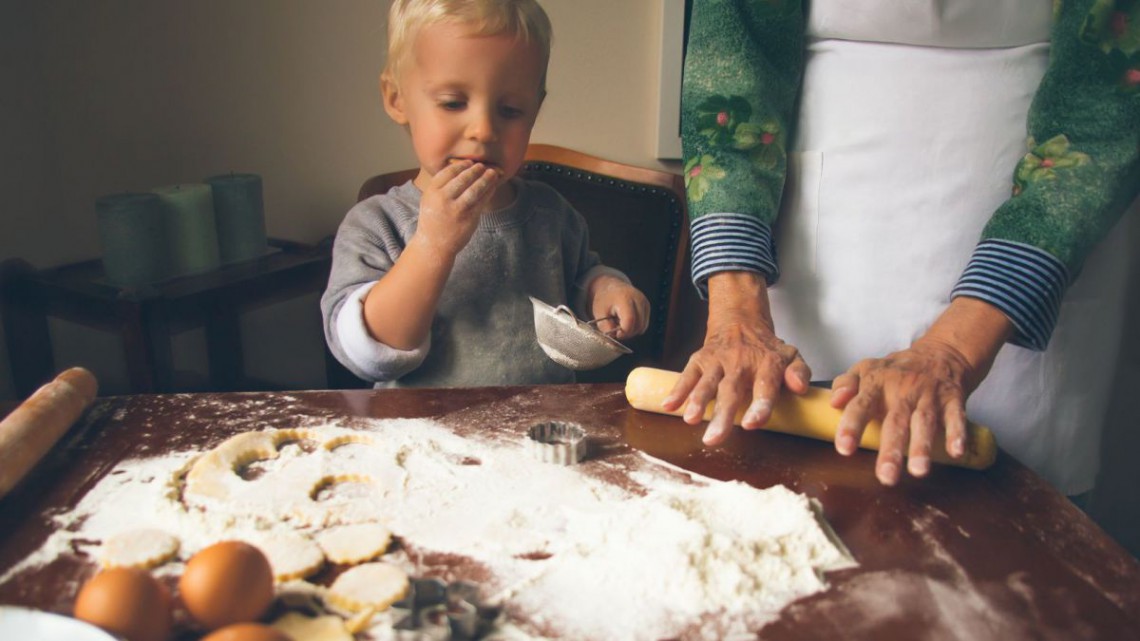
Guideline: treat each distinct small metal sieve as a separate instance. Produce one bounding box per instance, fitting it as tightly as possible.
[528,296,632,370]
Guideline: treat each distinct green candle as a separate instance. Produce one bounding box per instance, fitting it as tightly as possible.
[205,173,267,264]
[153,183,221,276]
[96,193,172,286]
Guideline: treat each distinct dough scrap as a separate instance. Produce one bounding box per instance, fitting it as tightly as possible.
[322,434,374,451]
[273,428,321,446]
[182,427,389,530]
[100,528,180,569]
[185,429,329,504]
[185,431,278,500]
[316,523,392,565]
[326,562,409,612]
[308,474,376,501]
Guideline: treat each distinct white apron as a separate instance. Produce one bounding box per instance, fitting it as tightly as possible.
[769,0,1134,495]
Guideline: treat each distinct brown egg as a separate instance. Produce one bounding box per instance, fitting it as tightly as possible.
[200,622,292,641]
[74,566,172,641]
[179,541,274,630]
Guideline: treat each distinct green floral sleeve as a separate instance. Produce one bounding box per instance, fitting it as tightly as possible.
[982,0,1140,274]
[681,0,805,225]
[681,0,806,289]
[951,0,1140,350]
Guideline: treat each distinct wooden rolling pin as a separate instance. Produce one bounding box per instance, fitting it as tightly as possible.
[0,367,98,498]
[625,367,997,470]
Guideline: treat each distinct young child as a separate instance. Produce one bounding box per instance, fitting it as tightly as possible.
[321,0,650,388]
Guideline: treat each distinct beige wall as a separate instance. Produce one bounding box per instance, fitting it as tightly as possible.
[1,1,1137,558]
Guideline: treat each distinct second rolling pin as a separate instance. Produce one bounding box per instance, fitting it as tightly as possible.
[0,367,98,499]
[624,366,996,470]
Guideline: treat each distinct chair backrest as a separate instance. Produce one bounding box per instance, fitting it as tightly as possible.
[357,168,418,203]
[330,143,689,386]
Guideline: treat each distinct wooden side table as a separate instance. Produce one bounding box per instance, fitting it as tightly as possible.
[1,239,331,397]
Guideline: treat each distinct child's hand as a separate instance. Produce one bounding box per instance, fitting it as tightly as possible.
[415,160,501,257]
[589,276,651,340]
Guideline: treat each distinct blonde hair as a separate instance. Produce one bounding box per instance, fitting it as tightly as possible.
[383,0,552,89]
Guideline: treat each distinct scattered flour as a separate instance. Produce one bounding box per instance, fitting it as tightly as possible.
[0,417,854,640]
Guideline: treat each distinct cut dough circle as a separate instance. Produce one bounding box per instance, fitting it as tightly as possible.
[316,523,392,565]
[326,562,409,612]
[100,529,180,570]
[248,531,326,582]
[271,612,353,641]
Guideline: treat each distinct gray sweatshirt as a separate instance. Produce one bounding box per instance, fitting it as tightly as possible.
[321,178,626,388]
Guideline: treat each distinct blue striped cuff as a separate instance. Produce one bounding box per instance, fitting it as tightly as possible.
[951,239,1070,351]
[691,214,779,298]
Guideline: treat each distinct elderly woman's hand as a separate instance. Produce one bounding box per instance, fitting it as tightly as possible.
[830,297,1013,485]
[662,272,811,446]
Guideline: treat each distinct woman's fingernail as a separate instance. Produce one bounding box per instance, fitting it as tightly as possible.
[909,456,930,476]
[953,437,965,457]
[743,399,771,427]
[702,421,729,446]
[684,403,702,422]
[836,433,855,455]
[878,463,899,485]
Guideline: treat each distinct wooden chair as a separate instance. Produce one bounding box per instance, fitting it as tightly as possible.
[326,143,690,387]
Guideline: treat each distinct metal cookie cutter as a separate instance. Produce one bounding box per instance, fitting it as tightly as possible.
[526,421,588,465]
[391,578,502,641]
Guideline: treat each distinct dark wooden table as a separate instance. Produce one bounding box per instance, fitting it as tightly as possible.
[0,384,1137,640]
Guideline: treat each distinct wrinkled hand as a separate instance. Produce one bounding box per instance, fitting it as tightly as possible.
[665,314,810,446]
[663,273,810,446]
[830,297,1011,486]
[661,273,811,444]
[830,340,975,486]
[416,160,501,257]
[589,277,651,340]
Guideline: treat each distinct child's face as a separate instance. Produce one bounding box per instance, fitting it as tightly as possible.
[385,22,546,205]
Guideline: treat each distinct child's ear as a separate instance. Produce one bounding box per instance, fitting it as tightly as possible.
[380,72,408,125]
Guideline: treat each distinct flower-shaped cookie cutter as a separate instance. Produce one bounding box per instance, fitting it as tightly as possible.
[526,421,588,465]
[391,578,501,640]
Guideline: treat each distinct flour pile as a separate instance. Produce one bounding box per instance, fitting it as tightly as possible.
[1,418,854,640]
